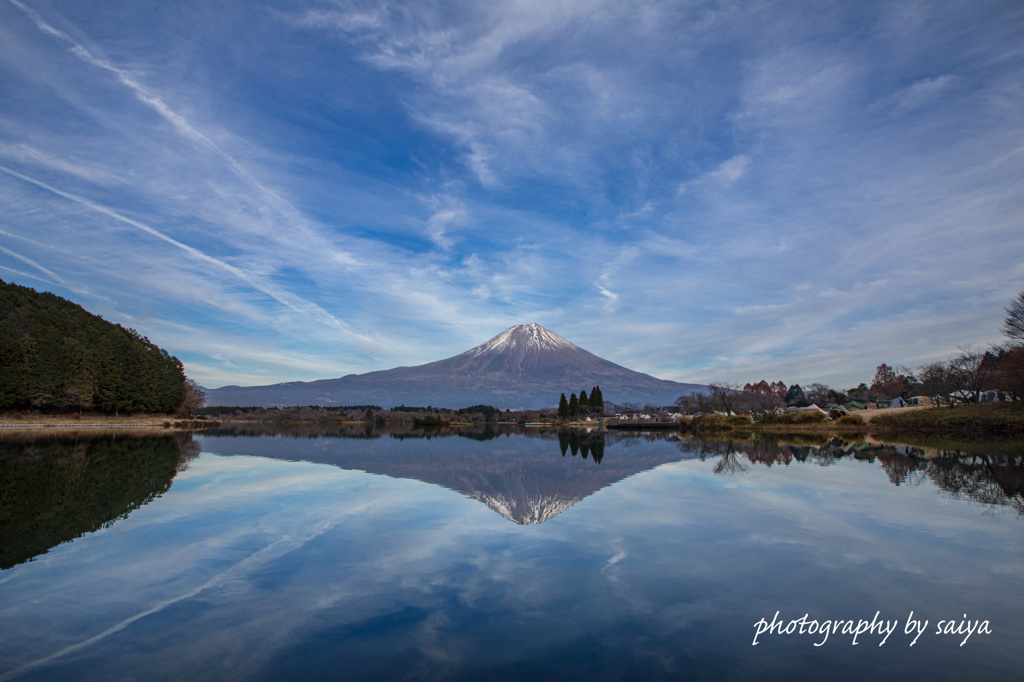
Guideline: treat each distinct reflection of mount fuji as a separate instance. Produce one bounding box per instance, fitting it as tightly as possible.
[198,428,698,524]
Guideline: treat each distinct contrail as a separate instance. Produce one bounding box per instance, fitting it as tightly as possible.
[0,243,67,286]
[8,0,358,258]
[5,0,375,344]
[0,164,354,335]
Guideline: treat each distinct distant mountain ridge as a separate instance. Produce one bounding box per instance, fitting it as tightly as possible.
[205,323,707,409]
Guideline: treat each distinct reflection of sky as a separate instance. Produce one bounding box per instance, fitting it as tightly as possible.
[1,437,1023,681]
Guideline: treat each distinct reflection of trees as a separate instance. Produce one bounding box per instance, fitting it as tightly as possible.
[690,438,796,468]
[0,433,198,569]
[877,453,928,487]
[556,430,605,463]
[689,436,1024,516]
[744,441,793,467]
[928,455,1024,515]
[206,422,392,439]
[714,451,749,475]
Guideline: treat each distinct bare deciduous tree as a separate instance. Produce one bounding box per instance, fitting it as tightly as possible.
[947,346,997,403]
[674,392,711,415]
[804,383,833,406]
[751,391,784,416]
[177,379,207,416]
[707,382,747,415]
[1003,291,1024,346]
[917,360,958,407]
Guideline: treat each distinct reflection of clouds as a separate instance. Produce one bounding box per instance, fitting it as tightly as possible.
[653,457,1023,581]
[1,516,346,680]
[2,445,1023,679]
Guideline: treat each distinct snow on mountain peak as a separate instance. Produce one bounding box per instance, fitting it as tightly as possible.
[470,323,579,356]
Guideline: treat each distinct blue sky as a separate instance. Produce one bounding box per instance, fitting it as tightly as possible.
[1,0,1023,390]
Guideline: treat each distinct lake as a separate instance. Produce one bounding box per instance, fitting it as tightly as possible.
[1,426,1023,681]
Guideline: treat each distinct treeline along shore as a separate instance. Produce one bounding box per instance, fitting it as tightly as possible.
[671,402,1024,437]
[654,290,1024,437]
[0,280,202,417]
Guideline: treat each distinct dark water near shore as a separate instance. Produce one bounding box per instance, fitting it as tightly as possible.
[1,427,1023,681]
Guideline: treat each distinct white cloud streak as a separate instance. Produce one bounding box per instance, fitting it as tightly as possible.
[0,164,363,339]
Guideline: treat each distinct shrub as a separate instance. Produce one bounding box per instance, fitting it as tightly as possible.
[691,414,751,431]
[836,414,864,425]
[761,411,827,425]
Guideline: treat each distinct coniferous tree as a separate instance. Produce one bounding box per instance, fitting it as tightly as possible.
[568,393,579,418]
[590,385,604,413]
[558,393,569,419]
[579,389,588,413]
[0,280,187,414]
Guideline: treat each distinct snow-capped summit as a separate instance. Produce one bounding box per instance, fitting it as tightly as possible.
[469,323,580,357]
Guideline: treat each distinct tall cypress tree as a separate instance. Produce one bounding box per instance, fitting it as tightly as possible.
[591,385,604,413]
[558,393,569,419]
[568,392,579,418]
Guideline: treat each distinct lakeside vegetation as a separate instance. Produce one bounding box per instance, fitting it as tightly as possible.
[682,402,1024,437]
[0,280,201,415]
[663,291,1024,437]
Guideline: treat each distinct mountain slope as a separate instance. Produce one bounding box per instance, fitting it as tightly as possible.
[205,323,706,409]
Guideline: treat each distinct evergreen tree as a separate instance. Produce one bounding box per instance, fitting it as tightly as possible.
[0,280,187,414]
[783,384,809,407]
[590,385,604,413]
[568,393,579,418]
[579,389,588,413]
[558,393,569,419]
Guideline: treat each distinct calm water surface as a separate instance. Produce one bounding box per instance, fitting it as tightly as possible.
[1,427,1023,681]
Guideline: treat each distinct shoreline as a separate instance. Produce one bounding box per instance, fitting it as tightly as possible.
[3,402,1022,439]
[0,414,219,434]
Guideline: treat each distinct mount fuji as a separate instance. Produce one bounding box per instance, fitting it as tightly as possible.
[204,323,707,409]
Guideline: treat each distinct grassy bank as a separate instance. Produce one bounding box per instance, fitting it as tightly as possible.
[673,402,1024,438]
[870,402,1024,434]
[687,411,866,434]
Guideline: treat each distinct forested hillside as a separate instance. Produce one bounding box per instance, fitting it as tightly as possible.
[0,280,186,414]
